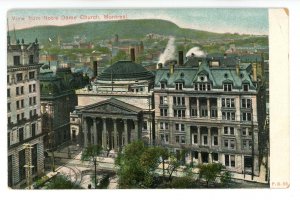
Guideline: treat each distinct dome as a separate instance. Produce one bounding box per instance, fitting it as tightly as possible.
[98,60,154,81]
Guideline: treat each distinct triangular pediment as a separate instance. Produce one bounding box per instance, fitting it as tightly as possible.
[81,98,142,115]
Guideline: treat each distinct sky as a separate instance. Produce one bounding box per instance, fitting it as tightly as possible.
[7,8,268,35]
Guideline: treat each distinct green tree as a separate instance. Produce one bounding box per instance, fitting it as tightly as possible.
[165,151,183,182]
[220,170,232,188]
[198,163,224,187]
[46,175,82,189]
[167,166,196,188]
[115,141,162,188]
[81,144,103,188]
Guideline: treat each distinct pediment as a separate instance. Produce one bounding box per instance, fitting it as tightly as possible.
[82,98,142,115]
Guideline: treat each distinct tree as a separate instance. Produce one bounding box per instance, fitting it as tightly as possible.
[81,144,103,188]
[167,166,196,188]
[198,163,224,187]
[46,175,82,189]
[220,170,232,188]
[115,141,162,188]
[164,150,186,182]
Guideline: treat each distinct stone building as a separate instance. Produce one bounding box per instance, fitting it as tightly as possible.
[7,39,44,188]
[154,53,266,177]
[39,66,88,150]
[70,58,154,154]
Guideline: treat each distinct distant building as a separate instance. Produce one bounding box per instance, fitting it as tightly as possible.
[39,65,88,149]
[7,38,44,188]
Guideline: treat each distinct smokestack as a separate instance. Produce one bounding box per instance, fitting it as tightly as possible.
[130,48,135,62]
[178,51,184,65]
[252,63,257,82]
[236,59,240,76]
[93,61,98,77]
[157,63,163,69]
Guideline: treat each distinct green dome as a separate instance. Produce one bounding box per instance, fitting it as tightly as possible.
[98,60,154,81]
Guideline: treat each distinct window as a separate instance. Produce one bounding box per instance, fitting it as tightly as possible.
[29,97,32,106]
[175,123,185,132]
[200,107,208,117]
[223,126,235,135]
[31,123,36,137]
[16,101,20,109]
[193,134,198,144]
[222,98,235,108]
[211,108,217,118]
[19,127,24,142]
[223,83,232,91]
[16,73,23,82]
[242,112,252,121]
[17,114,20,122]
[243,84,249,92]
[203,135,208,145]
[16,87,19,96]
[222,112,235,121]
[224,139,235,150]
[175,83,183,90]
[13,56,20,65]
[29,85,32,93]
[143,121,147,130]
[33,97,36,105]
[21,99,24,108]
[7,89,10,97]
[173,96,185,106]
[7,75,10,83]
[242,140,253,150]
[19,150,26,181]
[213,135,218,145]
[194,83,211,91]
[225,154,235,167]
[242,127,252,136]
[161,82,166,89]
[241,98,252,108]
[191,108,197,117]
[160,96,168,105]
[174,109,185,118]
[33,84,36,92]
[8,117,11,124]
[21,86,24,95]
[244,156,253,168]
[21,113,25,119]
[212,153,219,162]
[175,135,185,144]
[29,55,34,64]
[160,134,169,143]
[160,108,168,116]
[7,103,11,112]
[160,122,169,130]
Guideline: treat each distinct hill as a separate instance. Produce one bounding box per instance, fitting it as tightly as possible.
[10,19,254,44]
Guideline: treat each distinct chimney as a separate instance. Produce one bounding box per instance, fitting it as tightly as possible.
[93,61,98,77]
[169,64,174,75]
[178,51,184,65]
[236,59,240,76]
[252,63,257,82]
[130,48,135,62]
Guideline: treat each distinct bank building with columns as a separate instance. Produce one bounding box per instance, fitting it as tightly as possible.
[70,58,155,154]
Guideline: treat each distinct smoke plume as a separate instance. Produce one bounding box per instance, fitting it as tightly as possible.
[157,36,176,67]
[186,47,206,57]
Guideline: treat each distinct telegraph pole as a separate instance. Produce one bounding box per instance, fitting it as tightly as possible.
[24,144,34,189]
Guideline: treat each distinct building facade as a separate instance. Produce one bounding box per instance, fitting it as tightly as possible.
[39,66,88,150]
[71,59,155,154]
[154,54,265,177]
[7,39,44,188]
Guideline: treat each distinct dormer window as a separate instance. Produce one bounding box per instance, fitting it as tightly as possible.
[243,84,249,92]
[161,82,166,89]
[194,83,211,91]
[224,83,232,92]
[175,82,183,90]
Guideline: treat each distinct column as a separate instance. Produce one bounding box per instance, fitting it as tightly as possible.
[218,127,222,148]
[207,98,210,118]
[113,118,117,150]
[209,152,212,163]
[83,117,88,147]
[102,118,107,150]
[186,124,191,145]
[185,97,190,118]
[93,118,98,145]
[124,119,128,145]
[198,126,201,146]
[196,97,200,118]
[217,98,222,120]
[198,152,202,164]
[208,127,211,148]
[134,120,139,141]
